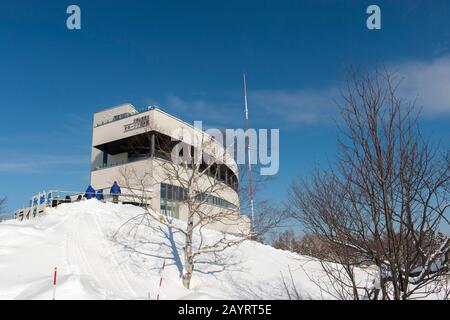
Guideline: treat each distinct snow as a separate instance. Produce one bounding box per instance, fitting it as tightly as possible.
[0,200,367,300]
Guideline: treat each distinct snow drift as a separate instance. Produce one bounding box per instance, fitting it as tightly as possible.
[0,200,370,300]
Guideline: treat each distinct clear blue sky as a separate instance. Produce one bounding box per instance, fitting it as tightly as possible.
[0,1,449,229]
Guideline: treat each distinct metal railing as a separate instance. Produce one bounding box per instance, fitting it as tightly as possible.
[14,188,153,221]
[94,106,156,128]
[92,155,152,171]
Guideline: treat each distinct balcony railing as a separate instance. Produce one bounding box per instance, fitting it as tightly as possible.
[92,153,239,191]
[94,106,156,128]
[92,154,152,171]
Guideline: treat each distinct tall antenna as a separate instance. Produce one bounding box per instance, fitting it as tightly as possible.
[243,74,255,233]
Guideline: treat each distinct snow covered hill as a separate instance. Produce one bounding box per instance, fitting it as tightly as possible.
[0,200,368,300]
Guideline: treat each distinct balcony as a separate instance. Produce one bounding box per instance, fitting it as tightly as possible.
[94,106,157,128]
[92,154,151,171]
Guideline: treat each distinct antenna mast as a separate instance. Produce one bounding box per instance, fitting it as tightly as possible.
[243,74,255,233]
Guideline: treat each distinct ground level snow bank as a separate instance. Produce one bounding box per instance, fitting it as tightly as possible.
[0,200,368,300]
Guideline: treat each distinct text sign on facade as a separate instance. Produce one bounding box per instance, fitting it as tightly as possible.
[124,115,150,132]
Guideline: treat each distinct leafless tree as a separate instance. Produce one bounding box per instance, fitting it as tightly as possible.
[272,231,331,258]
[272,230,299,252]
[288,67,449,300]
[237,164,287,243]
[115,126,256,289]
[215,127,287,243]
[281,265,303,300]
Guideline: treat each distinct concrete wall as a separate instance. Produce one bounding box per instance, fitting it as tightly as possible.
[90,105,250,235]
[90,158,249,235]
[91,107,238,175]
[93,103,137,127]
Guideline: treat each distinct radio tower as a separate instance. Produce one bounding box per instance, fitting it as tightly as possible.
[243,74,255,233]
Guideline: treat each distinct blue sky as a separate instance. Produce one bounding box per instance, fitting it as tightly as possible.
[0,1,449,229]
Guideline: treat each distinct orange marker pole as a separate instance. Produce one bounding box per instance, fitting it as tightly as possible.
[156,259,166,300]
[52,267,57,300]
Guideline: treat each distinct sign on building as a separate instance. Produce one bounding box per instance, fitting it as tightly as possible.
[124,115,150,132]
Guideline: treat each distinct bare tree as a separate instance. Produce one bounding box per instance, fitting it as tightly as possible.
[289,67,449,300]
[272,230,299,252]
[237,164,287,243]
[216,127,287,243]
[281,265,303,300]
[116,128,253,289]
[272,231,332,258]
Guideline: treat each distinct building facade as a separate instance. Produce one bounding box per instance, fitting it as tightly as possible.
[90,103,250,235]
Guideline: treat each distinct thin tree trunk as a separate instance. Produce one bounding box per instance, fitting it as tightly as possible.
[182,213,195,289]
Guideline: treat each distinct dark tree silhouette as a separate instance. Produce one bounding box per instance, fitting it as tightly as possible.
[289,67,449,300]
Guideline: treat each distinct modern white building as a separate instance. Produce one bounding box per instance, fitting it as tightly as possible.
[90,103,250,235]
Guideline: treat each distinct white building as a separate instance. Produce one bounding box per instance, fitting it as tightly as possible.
[15,104,250,235]
[90,103,250,235]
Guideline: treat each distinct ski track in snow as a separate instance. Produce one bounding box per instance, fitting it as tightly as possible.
[0,200,380,300]
[64,209,138,299]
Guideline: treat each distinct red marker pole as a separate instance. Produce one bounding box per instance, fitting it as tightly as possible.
[156,259,166,300]
[52,267,58,300]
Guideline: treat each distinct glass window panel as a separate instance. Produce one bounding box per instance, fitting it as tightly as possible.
[167,185,173,200]
[161,183,167,199]
[173,187,178,201]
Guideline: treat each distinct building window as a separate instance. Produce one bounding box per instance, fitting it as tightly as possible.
[160,183,186,218]
[195,192,237,210]
[161,183,187,202]
[160,183,237,217]
[160,200,179,219]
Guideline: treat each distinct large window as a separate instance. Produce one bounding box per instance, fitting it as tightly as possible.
[161,183,187,202]
[94,131,239,191]
[195,192,237,210]
[160,183,238,218]
[160,200,179,219]
[160,183,186,218]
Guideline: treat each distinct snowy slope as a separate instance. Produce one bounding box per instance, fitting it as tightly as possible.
[0,200,369,300]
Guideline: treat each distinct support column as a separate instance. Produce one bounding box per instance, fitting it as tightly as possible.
[151,133,155,157]
[102,146,108,166]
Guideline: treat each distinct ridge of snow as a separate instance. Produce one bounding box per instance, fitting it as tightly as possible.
[0,200,359,300]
